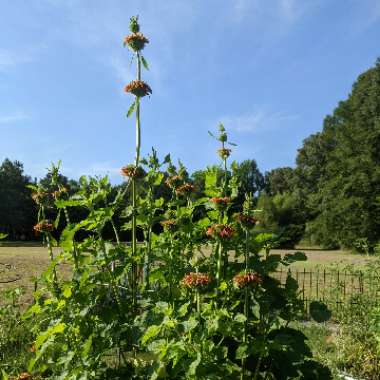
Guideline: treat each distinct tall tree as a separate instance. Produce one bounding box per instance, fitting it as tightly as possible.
[296,59,380,249]
[0,159,36,239]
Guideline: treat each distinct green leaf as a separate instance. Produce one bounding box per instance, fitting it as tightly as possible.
[187,351,201,376]
[54,209,62,229]
[82,335,93,357]
[234,313,247,324]
[141,55,149,70]
[182,318,198,333]
[35,322,66,350]
[236,343,248,359]
[127,99,137,117]
[62,286,72,299]
[60,224,79,252]
[142,325,161,345]
[310,301,331,323]
[178,302,190,317]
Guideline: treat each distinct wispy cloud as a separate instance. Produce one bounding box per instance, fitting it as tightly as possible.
[0,48,38,70]
[219,108,299,133]
[233,0,310,25]
[0,112,30,125]
[108,55,134,88]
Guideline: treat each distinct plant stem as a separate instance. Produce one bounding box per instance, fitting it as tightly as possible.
[63,207,79,270]
[242,229,250,380]
[131,178,137,311]
[131,52,142,312]
[145,225,152,289]
[46,233,59,295]
[196,289,201,319]
[216,242,223,288]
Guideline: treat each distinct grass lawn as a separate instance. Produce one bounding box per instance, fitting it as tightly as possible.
[0,244,378,305]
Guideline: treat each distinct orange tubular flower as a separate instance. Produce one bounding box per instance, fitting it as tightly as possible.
[181,272,211,289]
[18,373,32,380]
[233,272,262,288]
[120,165,145,179]
[33,221,54,234]
[125,80,152,97]
[124,32,149,51]
[210,197,231,209]
[217,148,232,159]
[175,183,195,196]
[165,175,183,189]
[160,219,177,232]
[235,214,257,229]
[31,191,48,204]
[206,224,235,239]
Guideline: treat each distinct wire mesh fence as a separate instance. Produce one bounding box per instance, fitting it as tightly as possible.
[275,267,380,313]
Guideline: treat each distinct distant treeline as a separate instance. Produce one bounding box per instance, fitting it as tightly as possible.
[1,60,379,250]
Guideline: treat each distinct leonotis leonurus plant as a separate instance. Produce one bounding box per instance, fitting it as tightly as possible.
[20,15,332,380]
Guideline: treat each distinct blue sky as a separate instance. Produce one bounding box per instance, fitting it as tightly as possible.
[1,0,379,182]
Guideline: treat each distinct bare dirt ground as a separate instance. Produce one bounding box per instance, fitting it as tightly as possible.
[0,245,65,305]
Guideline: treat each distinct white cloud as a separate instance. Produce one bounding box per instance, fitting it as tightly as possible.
[219,108,299,133]
[108,55,134,87]
[233,0,310,24]
[0,112,30,125]
[0,49,34,70]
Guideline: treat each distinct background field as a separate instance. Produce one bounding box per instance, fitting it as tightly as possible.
[1,244,377,305]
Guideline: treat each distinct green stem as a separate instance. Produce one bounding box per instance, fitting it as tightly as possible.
[196,289,201,319]
[132,178,137,312]
[169,235,174,306]
[131,52,142,313]
[46,233,59,294]
[242,229,250,379]
[222,142,228,197]
[63,207,79,270]
[145,226,152,289]
[216,242,223,288]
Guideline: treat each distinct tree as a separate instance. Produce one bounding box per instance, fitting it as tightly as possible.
[0,159,36,240]
[296,59,380,249]
[265,167,296,195]
[234,159,264,205]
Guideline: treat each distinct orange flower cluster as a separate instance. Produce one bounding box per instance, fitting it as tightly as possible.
[52,187,68,200]
[233,272,262,288]
[175,183,195,196]
[160,219,177,231]
[120,165,145,178]
[33,221,54,233]
[31,191,48,204]
[217,148,232,159]
[125,80,152,97]
[210,197,231,208]
[165,175,183,188]
[18,373,32,380]
[235,214,257,229]
[181,272,211,289]
[124,32,149,51]
[206,224,235,239]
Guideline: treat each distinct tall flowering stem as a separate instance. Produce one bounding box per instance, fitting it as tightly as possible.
[209,124,235,286]
[235,193,258,379]
[123,16,151,310]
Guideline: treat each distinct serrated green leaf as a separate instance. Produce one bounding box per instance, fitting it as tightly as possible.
[127,100,136,117]
[234,313,247,323]
[141,55,149,70]
[142,325,161,345]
